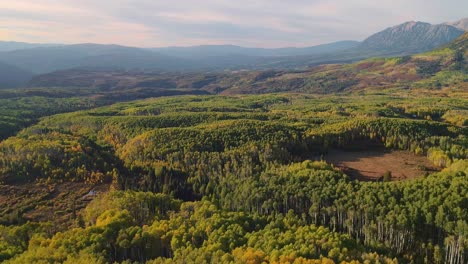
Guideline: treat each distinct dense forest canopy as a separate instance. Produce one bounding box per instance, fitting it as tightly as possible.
[0,92,466,264]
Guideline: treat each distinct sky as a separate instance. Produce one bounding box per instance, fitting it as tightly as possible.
[0,0,467,48]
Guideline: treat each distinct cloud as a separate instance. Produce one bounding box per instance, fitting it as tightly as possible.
[0,0,467,47]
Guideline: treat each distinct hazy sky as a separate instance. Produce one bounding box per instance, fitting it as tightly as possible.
[0,0,466,48]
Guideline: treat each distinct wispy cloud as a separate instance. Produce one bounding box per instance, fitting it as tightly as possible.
[0,0,466,47]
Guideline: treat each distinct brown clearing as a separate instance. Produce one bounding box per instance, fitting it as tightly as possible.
[324,149,439,181]
[0,182,109,229]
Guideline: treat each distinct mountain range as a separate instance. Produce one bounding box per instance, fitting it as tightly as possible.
[0,41,58,52]
[151,41,360,58]
[0,18,466,89]
[28,32,468,96]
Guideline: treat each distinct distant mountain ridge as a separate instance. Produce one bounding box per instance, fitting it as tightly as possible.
[0,40,364,76]
[358,21,464,54]
[0,41,59,52]
[0,44,194,74]
[151,41,360,58]
[0,18,466,85]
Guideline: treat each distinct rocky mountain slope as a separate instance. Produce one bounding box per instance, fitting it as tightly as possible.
[357,21,464,54]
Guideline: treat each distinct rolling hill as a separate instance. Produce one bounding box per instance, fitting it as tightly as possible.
[151,41,360,58]
[0,61,33,88]
[0,44,194,74]
[0,41,363,74]
[28,32,468,95]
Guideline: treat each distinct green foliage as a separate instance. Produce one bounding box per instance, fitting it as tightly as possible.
[84,191,181,226]
[0,222,52,261]
[0,132,118,184]
[0,94,100,140]
[0,93,466,263]
[4,196,400,264]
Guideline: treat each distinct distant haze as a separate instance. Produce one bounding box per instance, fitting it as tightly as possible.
[0,0,467,48]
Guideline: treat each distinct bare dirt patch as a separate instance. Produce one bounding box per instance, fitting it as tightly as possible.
[0,182,109,230]
[325,149,439,181]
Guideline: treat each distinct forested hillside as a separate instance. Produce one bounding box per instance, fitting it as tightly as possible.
[0,87,209,140]
[7,32,464,143]
[0,93,466,263]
